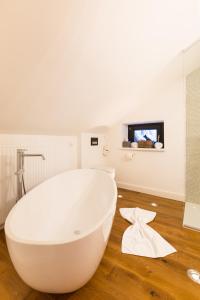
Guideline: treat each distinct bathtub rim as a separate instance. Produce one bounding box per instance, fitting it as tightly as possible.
[5,169,117,246]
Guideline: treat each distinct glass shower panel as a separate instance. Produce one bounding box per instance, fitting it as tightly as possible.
[183,40,200,230]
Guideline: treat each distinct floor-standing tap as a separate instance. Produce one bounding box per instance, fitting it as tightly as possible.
[15,149,45,201]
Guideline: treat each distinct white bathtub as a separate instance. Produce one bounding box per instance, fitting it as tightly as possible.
[5,169,117,293]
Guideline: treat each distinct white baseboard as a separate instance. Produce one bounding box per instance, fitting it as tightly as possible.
[117,181,185,202]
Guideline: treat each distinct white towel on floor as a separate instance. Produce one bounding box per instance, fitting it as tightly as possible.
[120,207,156,224]
[120,207,176,258]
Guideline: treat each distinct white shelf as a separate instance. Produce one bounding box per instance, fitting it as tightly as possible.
[119,147,164,152]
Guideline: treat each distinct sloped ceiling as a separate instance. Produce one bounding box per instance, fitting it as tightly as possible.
[0,0,199,135]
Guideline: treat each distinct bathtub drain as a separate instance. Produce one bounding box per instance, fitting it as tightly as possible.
[74,230,81,235]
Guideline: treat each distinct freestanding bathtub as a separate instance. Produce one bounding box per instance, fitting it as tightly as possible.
[5,169,117,293]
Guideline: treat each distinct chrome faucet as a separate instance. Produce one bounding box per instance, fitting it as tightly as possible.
[15,149,45,201]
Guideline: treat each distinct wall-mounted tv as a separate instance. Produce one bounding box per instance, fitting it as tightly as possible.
[128,122,164,146]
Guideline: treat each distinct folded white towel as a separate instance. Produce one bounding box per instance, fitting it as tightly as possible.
[120,207,176,258]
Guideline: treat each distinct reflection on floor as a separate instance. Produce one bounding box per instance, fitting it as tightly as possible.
[1,188,200,300]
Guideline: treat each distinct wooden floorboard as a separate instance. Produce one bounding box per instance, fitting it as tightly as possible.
[1,189,200,299]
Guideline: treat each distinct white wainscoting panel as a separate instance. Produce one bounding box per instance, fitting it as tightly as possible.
[0,134,78,225]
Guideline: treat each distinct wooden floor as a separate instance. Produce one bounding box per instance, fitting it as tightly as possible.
[1,189,200,299]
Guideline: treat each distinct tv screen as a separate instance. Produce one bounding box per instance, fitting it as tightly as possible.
[134,129,157,143]
[128,122,164,147]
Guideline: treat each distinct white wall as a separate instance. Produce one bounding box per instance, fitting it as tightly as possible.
[184,40,200,75]
[106,55,186,201]
[81,133,108,168]
[0,134,77,225]
[0,1,199,135]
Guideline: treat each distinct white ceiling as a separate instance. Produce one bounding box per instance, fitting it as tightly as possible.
[0,0,199,135]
